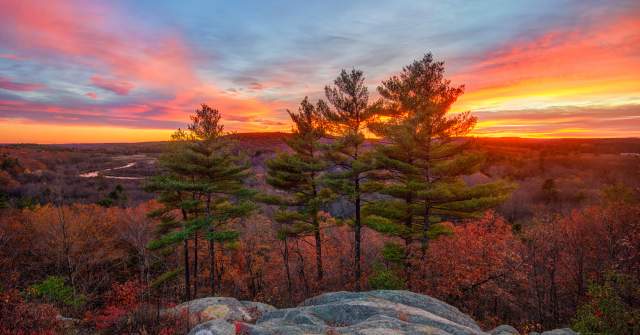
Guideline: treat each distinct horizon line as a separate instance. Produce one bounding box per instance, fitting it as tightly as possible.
[2,132,640,146]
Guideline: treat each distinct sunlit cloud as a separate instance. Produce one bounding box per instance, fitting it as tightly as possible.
[452,9,640,114]
[90,76,134,96]
[0,0,638,142]
[0,0,282,135]
[473,105,640,138]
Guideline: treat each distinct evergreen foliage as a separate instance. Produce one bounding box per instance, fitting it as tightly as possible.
[364,53,514,285]
[97,184,127,208]
[146,104,255,299]
[262,97,329,282]
[321,69,379,291]
[369,243,405,290]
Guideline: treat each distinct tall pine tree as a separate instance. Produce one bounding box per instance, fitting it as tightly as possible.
[147,104,255,299]
[321,69,378,291]
[262,97,328,286]
[365,53,513,285]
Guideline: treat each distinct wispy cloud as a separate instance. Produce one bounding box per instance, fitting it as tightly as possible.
[0,76,45,92]
[474,104,640,138]
[453,9,640,108]
[0,0,282,132]
[0,0,638,142]
[90,76,134,96]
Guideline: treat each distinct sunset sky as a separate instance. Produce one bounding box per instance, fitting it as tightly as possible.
[0,0,639,143]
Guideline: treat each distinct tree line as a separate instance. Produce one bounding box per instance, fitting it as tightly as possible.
[147,53,513,301]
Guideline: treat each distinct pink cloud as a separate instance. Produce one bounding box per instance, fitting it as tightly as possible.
[452,11,640,91]
[85,92,98,99]
[0,53,24,61]
[0,0,287,131]
[0,1,197,89]
[90,76,133,95]
[0,76,45,92]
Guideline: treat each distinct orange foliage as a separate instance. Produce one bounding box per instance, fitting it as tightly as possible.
[523,202,640,327]
[420,212,526,327]
[1,197,638,332]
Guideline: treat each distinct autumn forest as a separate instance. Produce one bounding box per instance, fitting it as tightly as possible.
[1,52,639,335]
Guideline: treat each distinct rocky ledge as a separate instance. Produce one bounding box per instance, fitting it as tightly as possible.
[168,290,576,335]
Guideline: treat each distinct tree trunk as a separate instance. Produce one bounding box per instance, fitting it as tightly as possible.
[354,178,362,292]
[282,238,292,303]
[217,244,224,292]
[422,137,432,261]
[206,193,216,296]
[420,203,431,282]
[209,238,216,295]
[404,192,413,289]
[193,230,198,297]
[311,173,323,283]
[421,204,431,259]
[57,205,75,291]
[313,215,323,282]
[403,237,412,289]
[295,240,310,297]
[184,239,191,301]
[182,209,191,301]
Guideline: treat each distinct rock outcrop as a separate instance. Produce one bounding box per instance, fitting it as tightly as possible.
[183,290,577,335]
[164,296,277,328]
[489,325,519,335]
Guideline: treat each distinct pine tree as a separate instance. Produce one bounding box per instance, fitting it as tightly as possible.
[365,53,513,285]
[146,104,255,299]
[261,97,328,289]
[321,69,378,291]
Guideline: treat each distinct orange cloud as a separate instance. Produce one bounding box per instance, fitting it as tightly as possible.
[1,1,638,142]
[471,105,640,138]
[451,11,640,117]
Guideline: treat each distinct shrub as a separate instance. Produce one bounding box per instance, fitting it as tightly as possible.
[85,280,187,334]
[29,276,85,308]
[369,265,405,290]
[0,287,60,334]
[381,242,405,265]
[572,273,640,335]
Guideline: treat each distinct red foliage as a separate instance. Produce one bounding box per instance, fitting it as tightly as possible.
[157,313,188,335]
[89,305,127,330]
[85,280,145,330]
[523,202,640,327]
[0,287,59,335]
[1,194,638,331]
[84,279,188,334]
[420,212,526,327]
[109,280,145,310]
[235,321,251,334]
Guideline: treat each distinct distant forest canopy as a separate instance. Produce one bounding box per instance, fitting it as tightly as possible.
[1,53,639,335]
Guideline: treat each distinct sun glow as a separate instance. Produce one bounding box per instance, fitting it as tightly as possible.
[0,1,639,142]
[0,120,173,144]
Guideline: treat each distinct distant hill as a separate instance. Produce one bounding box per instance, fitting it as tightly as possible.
[6,132,634,155]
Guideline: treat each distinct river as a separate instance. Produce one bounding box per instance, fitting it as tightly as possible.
[79,162,144,180]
